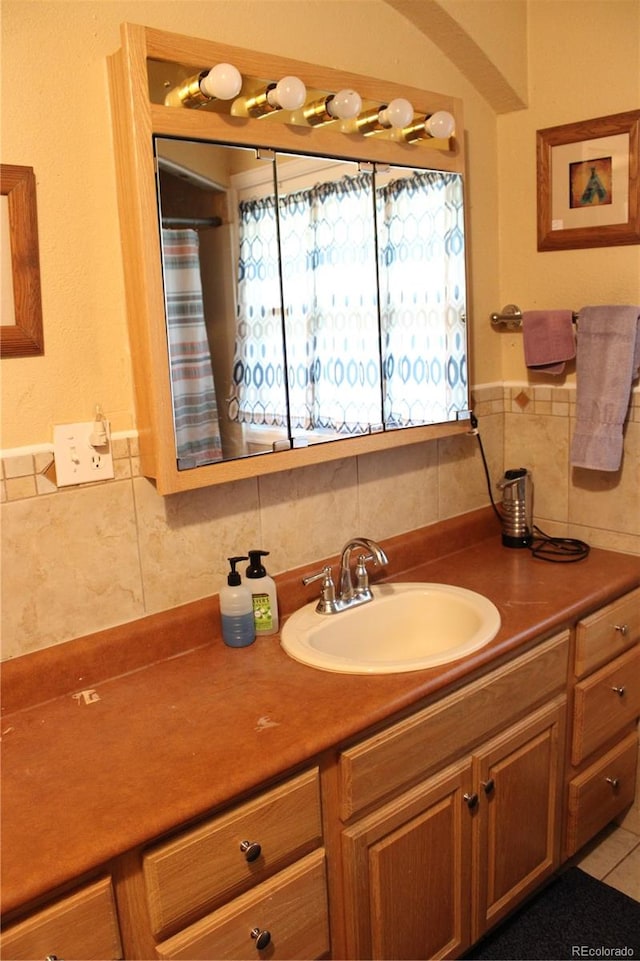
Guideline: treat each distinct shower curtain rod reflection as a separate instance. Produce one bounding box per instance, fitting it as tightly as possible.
[162,216,222,229]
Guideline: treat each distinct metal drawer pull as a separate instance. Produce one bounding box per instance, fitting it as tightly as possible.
[240,840,262,862]
[611,686,626,697]
[481,779,495,795]
[606,777,620,790]
[464,792,479,809]
[614,623,629,636]
[251,927,272,950]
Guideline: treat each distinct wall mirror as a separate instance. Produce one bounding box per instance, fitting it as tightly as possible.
[109,23,470,493]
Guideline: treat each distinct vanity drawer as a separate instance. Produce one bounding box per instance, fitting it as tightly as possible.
[143,768,322,938]
[572,646,640,765]
[0,876,122,961]
[155,849,329,960]
[339,631,569,820]
[575,588,640,678]
[566,730,638,856]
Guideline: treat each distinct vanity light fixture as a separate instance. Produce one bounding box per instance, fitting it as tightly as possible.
[355,97,415,135]
[163,63,243,108]
[402,109,456,143]
[304,88,363,126]
[245,75,307,117]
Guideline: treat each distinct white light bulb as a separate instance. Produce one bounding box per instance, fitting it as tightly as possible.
[267,75,307,111]
[378,97,414,129]
[200,63,242,100]
[326,88,362,120]
[425,110,455,138]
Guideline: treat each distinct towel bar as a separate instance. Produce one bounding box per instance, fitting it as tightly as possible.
[490,304,579,329]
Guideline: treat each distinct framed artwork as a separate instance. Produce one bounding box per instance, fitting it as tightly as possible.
[1,164,44,357]
[536,110,640,251]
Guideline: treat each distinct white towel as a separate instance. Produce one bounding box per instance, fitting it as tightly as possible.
[571,305,640,471]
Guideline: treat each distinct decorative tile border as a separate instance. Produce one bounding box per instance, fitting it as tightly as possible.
[0,434,140,503]
[2,383,638,503]
[471,382,639,421]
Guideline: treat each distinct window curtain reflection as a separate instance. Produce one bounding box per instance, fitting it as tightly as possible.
[161,228,223,466]
[378,170,467,427]
[230,169,466,435]
[228,196,288,427]
[278,173,381,434]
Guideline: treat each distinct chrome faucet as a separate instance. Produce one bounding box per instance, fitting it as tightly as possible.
[303,537,389,615]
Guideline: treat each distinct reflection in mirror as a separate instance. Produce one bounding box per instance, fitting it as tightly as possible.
[375,166,467,429]
[154,138,468,472]
[155,139,286,468]
[276,154,382,445]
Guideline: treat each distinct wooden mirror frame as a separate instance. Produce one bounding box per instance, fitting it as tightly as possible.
[108,23,469,494]
[0,165,44,358]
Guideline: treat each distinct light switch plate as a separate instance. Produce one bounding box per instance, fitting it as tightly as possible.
[53,422,115,487]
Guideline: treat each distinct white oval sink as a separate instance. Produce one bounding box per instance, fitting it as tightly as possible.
[280,582,501,674]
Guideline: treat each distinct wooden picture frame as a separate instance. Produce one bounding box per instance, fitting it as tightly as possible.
[536,110,640,251]
[1,164,44,357]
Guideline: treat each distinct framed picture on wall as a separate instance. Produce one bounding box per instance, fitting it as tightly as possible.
[1,164,44,357]
[536,109,640,251]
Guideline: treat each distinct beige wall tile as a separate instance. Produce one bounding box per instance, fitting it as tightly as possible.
[133,476,260,613]
[5,476,37,501]
[258,458,358,573]
[504,412,569,523]
[439,413,504,520]
[570,422,640,539]
[0,481,143,659]
[3,454,34,478]
[357,440,439,540]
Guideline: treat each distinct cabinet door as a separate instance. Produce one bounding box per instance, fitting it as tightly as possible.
[473,697,566,941]
[342,760,473,960]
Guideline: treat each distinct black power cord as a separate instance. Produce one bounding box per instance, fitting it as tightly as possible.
[469,412,590,563]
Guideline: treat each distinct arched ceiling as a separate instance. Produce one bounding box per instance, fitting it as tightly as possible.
[382,0,528,113]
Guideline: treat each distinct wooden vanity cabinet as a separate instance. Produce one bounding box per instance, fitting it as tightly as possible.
[5,589,639,961]
[0,875,123,961]
[564,587,640,857]
[337,632,569,960]
[139,768,329,960]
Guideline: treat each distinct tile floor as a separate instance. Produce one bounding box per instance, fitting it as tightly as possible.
[574,823,640,902]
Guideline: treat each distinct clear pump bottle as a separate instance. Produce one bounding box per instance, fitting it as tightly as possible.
[220,556,256,648]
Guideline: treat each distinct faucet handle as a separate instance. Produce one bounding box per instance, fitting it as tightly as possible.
[355,554,379,598]
[302,566,338,614]
[302,565,333,587]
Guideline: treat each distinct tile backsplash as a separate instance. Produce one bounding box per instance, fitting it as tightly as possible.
[1,383,638,660]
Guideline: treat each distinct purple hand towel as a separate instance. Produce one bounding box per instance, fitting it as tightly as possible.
[571,305,640,471]
[522,310,576,374]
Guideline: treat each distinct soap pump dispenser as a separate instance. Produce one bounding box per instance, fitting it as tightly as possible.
[246,550,279,636]
[220,556,256,648]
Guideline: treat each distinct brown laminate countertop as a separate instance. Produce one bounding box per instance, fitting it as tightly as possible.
[2,509,639,916]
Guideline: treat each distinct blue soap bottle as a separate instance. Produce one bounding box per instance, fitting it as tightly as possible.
[220,556,256,648]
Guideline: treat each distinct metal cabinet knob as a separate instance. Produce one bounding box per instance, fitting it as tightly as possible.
[481,778,495,795]
[614,623,629,636]
[606,776,620,790]
[240,840,262,862]
[611,686,626,697]
[45,956,61,961]
[251,927,271,950]
[463,792,479,809]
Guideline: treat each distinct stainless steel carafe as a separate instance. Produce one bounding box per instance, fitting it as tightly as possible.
[497,468,533,548]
